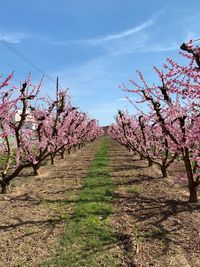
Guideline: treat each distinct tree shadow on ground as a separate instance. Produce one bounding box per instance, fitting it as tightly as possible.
[0,216,63,231]
[113,177,200,259]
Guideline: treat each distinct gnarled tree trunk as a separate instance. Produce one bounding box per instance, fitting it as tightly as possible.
[183,148,199,203]
[189,183,198,203]
[60,147,65,159]
[0,180,10,194]
[161,165,167,178]
[32,164,40,176]
[50,154,55,165]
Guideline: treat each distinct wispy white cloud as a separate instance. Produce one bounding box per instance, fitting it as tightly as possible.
[69,8,200,55]
[140,43,178,53]
[0,32,61,45]
[82,19,154,45]
[40,18,154,48]
[71,13,178,55]
[0,32,28,43]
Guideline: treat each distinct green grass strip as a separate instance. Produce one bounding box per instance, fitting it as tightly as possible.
[44,137,117,267]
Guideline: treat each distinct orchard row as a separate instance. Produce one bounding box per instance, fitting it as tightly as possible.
[0,75,103,193]
[109,40,200,203]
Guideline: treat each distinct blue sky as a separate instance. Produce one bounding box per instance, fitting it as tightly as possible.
[0,0,199,125]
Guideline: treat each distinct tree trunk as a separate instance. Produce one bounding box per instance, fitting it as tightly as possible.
[51,154,55,165]
[161,165,167,178]
[33,164,40,176]
[189,184,198,203]
[60,152,65,159]
[60,148,65,159]
[183,148,198,203]
[148,158,153,167]
[1,181,10,194]
[67,149,71,155]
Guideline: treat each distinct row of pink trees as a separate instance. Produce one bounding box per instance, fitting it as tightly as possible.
[109,40,200,203]
[109,111,178,178]
[0,74,103,193]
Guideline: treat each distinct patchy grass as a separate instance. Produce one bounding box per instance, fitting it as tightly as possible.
[0,139,100,267]
[43,137,118,267]
[126,186,141,194]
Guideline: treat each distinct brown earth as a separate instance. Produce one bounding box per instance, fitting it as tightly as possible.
[0,137,200,267]
[108,138,200,267]
[0,140,101,267]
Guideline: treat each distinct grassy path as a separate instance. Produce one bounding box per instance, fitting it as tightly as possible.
[44,137,118,267]
[0,139,101,266]
[41,137,200,267]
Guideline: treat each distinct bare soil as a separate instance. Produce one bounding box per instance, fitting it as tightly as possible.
[1,137,199,267]
[108,139,200,267]
[0,140,101,267]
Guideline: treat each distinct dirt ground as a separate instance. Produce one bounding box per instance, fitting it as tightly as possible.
[108,139,200,267]
[0,137,200,267]
[0,140,101,267]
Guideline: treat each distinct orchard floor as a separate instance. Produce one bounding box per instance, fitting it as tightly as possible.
[0,137,199,267]
[0,140,101,267]
[108,138,200,267]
